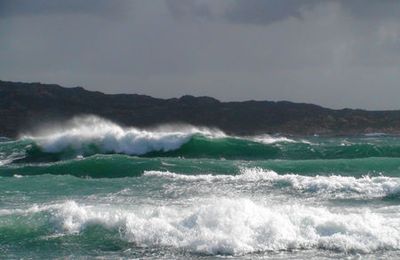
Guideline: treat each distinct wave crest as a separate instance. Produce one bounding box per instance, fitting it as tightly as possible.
[144,168,400,199]
[23,116,226,155]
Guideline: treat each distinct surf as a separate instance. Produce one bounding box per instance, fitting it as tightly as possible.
[4,116,400,163]
[2,198,400,256]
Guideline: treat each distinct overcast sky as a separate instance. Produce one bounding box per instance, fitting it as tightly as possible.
[1,0,400,109]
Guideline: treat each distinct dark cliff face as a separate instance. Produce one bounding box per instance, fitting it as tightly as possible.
[1,80,400,137]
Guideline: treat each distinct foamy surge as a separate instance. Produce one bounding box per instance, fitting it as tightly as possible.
[144,168,400,199]
[23,116,226,155]
[11,199,400,255]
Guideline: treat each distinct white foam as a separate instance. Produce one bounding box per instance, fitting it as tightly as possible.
[26,199,400,255]
[364,133,388,137]
[0,159,9,166]
[241,168,400,198]
[144,168,400,199]
[250,134,296,144]
[143,168,274,182]
[23,116,226,155]
[248,134,314,145]
[20,115,310,156]
[0,152,25,165]
[0,204,49,216]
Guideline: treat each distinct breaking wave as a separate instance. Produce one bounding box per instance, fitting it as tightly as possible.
[145,168,400,199]
[23,116,226,155]
[3,199,400,255]
[11,116,400,161]
[19,116,298,160]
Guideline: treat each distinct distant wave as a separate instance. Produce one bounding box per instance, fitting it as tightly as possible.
[0,137,11,142]
[145,167,400,199]
[364,132,389,137]
[5,115,400,161]
[3,155,400,179]
[0,159,13,166]
[23,116,226,155]
[19,116,295,159]
[3,199,400,255]
[249,134,298,144]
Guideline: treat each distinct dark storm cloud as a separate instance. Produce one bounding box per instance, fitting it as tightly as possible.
[0,0,128,18]
[1,0,400,110]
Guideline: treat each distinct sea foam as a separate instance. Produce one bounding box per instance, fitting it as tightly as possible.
[144,168,400,199]
[18,199,400,255]
[250,134,296,144]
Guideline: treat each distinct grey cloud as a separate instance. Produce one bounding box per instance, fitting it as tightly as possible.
[0,0,129,18]
[166,0,400,25]
[165,0,214,21]
[225,0,400,25]
[224,0,319,25]
[342,0,400,20]
[1,1,400,110]
[165,0,321,25]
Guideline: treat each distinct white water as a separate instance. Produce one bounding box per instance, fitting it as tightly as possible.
[21,116,299,155]
[0,159,9,166]
[144,168,400,199]
[0,152,25,165]
[250,134,296,144]
[9,198,400,255]
[23,116,226,155]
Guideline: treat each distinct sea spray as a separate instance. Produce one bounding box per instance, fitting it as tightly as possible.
[14,117,400,160]
[23,116,225,155]
[20,116,298,158]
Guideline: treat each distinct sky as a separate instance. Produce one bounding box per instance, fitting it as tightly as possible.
[1,0,400,110]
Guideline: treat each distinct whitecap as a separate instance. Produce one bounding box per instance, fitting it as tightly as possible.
[37,199,400,255]
[144,168,400,199]
[22,116,226,155]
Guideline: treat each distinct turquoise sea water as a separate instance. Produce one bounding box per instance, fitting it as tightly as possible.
[1,117,400,259]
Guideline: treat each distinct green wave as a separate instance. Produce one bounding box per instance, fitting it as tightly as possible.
[146,135,400,162]
[146,135,282,159]
[10,135,400,162]
[2,154,400,178]
[149,135,400,160]
[0,211,128,259]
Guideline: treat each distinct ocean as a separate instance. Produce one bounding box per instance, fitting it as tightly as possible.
[1,116,400,259]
